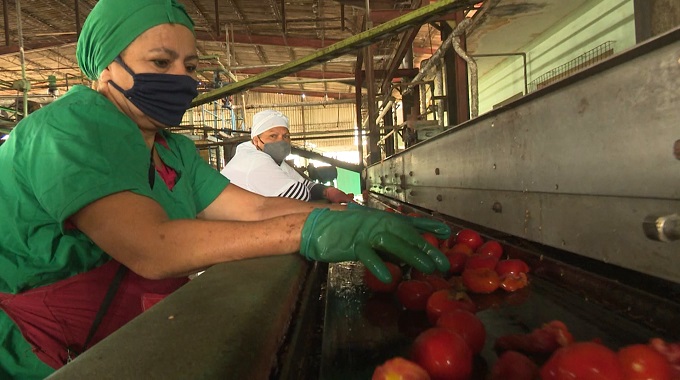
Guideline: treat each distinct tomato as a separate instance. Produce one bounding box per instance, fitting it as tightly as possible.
[490,350,539,380]
[446,252,468,275]
[500,272,529,292]
[423,275,451,291]
[648,338,680,379]
[364,262,403,293]
[495,259,530,276]
[425,289,476,324]
[436,309,486,354]
[410,268,444,282]
[446,275,466,292]
[464,254,499,271]
[411,328,473,380]
[397,280,435,311]
[462,268,500,294]
[495,320,574,355]
[455,229,484,251]
[618,344,673,380]
[421,232,440,248]
[372,357,431,380]
[448,243,474,256]
[475,240,503,260]
[540,342,624,380]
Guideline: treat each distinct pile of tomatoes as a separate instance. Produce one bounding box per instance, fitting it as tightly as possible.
[364,224,680,380]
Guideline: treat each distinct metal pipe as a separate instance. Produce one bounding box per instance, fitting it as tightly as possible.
[280,0,286,34]
[15,0,28,117]
[3,0,10,46]
[268,77,355,85]
[229,98,355,109]
[451,19,478,118]
[198,55,391,72]
[402,28,459,96]
[225,24,231,67]
[214,0,220,36]
[340,5,345,32]
[75,0,81,36]
[435,63,444,127]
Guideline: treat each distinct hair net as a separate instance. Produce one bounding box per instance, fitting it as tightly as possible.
[76,0,194,80]
[251,110,290,138]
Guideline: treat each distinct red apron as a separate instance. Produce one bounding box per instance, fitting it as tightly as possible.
[0,260,187,369]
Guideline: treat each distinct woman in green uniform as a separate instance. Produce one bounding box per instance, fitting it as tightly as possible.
[0,0,450,378]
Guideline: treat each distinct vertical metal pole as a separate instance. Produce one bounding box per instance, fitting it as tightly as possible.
[15,0,28,117]
[281,0,286,34]
[340,5,345,32]
[214,0,220,37]
[3,0,10,46]
[301,101,306,148]
[435,62,444,128]
[74,0,81,36]
[364,0,380,164]
[355,43,364,168]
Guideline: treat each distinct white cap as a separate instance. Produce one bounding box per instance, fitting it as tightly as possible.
[250,110,289,138]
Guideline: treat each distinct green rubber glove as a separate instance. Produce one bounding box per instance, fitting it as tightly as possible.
[346,202,451,240]
[300,208,450,283]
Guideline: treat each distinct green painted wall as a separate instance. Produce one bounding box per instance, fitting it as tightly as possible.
[477,0,636,114]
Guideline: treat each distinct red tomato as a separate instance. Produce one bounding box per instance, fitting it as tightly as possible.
[397,280,435,311]
[364,262,403,293]
[648,338,680,379]
[411,328,473,380]
[448,243,474,256]
[490,350,539,380]
[540,342,624,380]
[455,229,484,251]
[436,309,486,354]
[500,272,529,292]
[425,289,477,324]
[475,240,503,260]
[495,320,574,355]
[410,268,444,282]
[446,252,468,275]
[421,232,440,248]
[423,275,451,291]
[495,259,530,276]
[462,268,500,294]
[464,254,499,271]
[618,344,673,380]
[372,357,431,380]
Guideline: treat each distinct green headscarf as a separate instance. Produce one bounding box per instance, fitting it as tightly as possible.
[76,0,195,80]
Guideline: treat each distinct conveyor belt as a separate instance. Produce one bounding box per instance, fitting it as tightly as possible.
[316,232,680,379]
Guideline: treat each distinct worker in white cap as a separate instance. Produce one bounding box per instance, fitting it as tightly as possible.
[222,109,354,203]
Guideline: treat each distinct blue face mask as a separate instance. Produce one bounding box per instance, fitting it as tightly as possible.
[109,56,198,126]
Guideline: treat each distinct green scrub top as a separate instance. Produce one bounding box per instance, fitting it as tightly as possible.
[0,85,230,378]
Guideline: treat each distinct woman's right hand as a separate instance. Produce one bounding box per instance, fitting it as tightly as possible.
[299,208,450,283]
